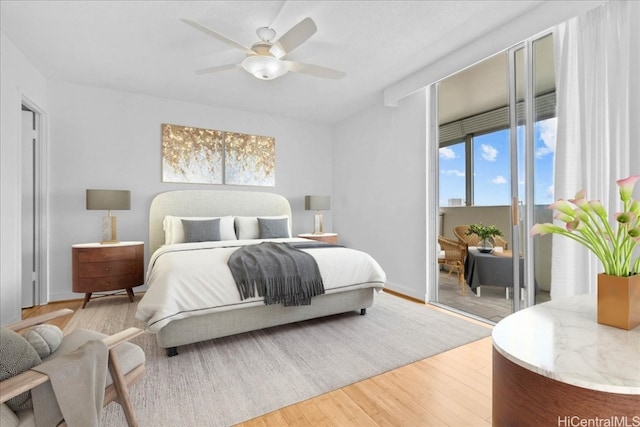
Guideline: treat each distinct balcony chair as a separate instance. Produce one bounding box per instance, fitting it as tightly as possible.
[437,236,468,295]
[1,309,145,427]
[453,224,508,250]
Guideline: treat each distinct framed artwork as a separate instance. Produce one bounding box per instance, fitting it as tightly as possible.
[224,132,275,186]
[161,124,223,184]
[161,123,275,186]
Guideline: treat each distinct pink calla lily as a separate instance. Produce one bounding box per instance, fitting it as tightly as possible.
[615,212,636,225]
[532,176,640,276]
[589,200,607,218]
[617,175,640,202]
[554,213,573,223]
[530,223,564,236]
[548,199,576,217]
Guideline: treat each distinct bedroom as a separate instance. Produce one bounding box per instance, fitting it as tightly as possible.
[1,0,616,320]
[1,0,638,425]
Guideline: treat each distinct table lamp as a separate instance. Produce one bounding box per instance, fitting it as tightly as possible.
[86,189,131,244]
[305,195,330,234]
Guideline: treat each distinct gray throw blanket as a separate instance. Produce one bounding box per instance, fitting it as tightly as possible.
[228,242,325,306]
[31,339,108,427]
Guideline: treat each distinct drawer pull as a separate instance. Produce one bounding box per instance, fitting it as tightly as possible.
[105,267,111,272]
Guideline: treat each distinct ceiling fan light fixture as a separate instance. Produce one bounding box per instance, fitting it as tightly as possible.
[242,55,288,80]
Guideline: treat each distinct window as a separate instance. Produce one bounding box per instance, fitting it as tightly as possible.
[473,129,511,206]
[438,102,556,207]
[439,141,466,206]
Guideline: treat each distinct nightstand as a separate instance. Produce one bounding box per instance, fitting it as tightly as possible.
[297,233,338,244]
[72,241,144,308]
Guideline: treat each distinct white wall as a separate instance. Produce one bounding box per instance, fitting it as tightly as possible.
[333,90,427,300]
[1,32,49,324]
[45,81,333,301]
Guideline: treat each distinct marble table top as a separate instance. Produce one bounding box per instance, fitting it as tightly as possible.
[492,294,640,394]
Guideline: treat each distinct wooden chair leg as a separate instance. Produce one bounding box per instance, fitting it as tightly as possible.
[107,349,138,427]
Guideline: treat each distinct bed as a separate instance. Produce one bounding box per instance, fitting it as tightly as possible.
[135,190,386,356]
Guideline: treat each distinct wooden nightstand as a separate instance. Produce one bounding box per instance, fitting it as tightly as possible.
[297,233,338,244]
[72,241,144,308]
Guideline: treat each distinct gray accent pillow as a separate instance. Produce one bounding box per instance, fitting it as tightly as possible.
[181,218,221,242]
[258,217,290,239]
[0,328,42,411]
[21,324,64,359]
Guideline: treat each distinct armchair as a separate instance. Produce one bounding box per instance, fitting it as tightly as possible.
[438,236,467,295]
[1,309,145,427]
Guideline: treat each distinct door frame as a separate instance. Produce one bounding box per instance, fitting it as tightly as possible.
[21,96,48,307]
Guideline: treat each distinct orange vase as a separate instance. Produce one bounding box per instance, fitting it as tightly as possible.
[597,273,640,330]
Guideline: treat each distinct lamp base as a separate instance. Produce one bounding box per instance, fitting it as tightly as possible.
[313,213,324,234]
[101,215,119,244]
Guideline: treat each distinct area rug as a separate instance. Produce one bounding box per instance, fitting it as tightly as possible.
[64,291,491,426]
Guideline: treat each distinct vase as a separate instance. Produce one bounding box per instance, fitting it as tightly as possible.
[477,238,494,253]
[597,273,640,330]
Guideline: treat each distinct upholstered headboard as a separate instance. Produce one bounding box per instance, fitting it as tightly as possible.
[148,190,292,255]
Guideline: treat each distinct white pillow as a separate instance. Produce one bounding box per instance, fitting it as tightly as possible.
[235,216,291,240]
[163,215,236,244]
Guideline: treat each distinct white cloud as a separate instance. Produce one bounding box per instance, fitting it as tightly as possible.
[481,144,498,161]
[535,117,557,158]
[439,147,456,159]
[441,169,465,177]
[492,175,507,184]
[547,184,554,199]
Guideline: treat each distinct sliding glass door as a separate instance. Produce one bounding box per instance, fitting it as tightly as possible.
[434,32,555,321]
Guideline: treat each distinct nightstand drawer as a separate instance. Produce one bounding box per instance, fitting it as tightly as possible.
[75,274,141,292]
[77,246,137,262]
[77,260,138,278]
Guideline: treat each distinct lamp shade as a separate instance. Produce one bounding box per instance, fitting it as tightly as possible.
[86,189,131,211]
[305,195,330,211]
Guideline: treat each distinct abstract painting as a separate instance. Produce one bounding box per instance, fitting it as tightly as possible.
[224,132,275,186]
[161,124,275,186]
[161,124,223,184]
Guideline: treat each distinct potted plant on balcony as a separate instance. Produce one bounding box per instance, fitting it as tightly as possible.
[466,223,503,253]
[531,175,640,330]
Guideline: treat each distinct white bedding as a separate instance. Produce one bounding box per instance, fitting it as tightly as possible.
[136,238,386,332]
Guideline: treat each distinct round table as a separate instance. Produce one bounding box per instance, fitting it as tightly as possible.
[492,294,640,426]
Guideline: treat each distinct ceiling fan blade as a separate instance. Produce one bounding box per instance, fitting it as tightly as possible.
[181,19,254,55]
[284,61,345,79]
[195,63,241,75]
[271,17,317,57]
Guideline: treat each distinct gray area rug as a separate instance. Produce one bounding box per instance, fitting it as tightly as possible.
[65,291,491,426]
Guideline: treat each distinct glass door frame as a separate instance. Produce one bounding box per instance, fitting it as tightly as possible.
[430,31,552,317]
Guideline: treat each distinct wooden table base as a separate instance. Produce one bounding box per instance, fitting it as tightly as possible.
[492,347,640,426]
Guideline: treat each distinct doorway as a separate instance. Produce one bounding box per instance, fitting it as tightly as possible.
[433,33,555,322]
[21,101,47,308]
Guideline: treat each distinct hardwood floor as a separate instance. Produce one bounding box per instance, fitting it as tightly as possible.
[22,296,494,426]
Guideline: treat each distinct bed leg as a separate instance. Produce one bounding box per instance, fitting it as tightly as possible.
[360,308,366,315]
[166,347,178,357]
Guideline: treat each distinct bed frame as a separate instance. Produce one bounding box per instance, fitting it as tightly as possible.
[148,190,376,356]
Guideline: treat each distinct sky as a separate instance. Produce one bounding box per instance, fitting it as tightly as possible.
[439,117,557,207]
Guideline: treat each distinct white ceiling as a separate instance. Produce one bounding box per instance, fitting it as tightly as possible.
[1,0,549,125]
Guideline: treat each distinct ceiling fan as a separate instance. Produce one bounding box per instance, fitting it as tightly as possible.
[181,17,345,81]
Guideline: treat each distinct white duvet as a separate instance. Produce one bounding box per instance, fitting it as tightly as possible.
[135,238,386,332]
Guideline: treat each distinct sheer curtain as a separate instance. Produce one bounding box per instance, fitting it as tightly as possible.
[551,0,640,298]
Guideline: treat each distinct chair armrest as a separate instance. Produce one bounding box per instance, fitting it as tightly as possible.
[103,328,143,350]
[5,309,74,332]
[0,327,143,403]
[0,370,49,403]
